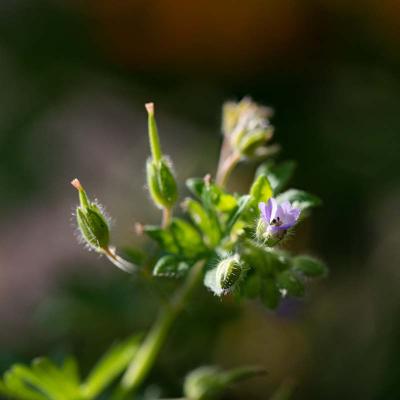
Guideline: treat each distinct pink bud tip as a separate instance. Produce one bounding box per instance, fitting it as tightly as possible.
[145,102,154,115]
[71,178,82,190]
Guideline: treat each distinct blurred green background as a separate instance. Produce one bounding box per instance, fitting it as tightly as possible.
[1,0,400,398]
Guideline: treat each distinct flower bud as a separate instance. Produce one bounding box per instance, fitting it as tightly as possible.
[222,98,274,158]
[146,158,178,209]
[145,102,178,209]
[72,179,110,252]
[216,254,243,292]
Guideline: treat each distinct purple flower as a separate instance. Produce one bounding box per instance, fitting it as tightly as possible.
[259,198,301,235]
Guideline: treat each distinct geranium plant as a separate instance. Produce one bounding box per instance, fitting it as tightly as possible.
[0,98,327,400]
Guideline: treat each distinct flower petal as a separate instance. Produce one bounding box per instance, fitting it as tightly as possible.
[268,198,278,222]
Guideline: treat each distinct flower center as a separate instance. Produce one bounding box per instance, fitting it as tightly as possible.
[270,216,282,226]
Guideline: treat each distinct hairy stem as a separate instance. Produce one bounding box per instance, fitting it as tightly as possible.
[116,260,205,398]
[216,151,240,188]
[103,246,138,274]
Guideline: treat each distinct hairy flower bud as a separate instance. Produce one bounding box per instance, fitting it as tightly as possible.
[146,158,178,209]
[216,254,243,292]
[145,102,178,209]
[222,97,274,158]
[72,179,110,252]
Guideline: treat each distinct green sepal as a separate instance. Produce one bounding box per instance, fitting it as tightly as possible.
[146,158,178,209]
[77,206,110,251]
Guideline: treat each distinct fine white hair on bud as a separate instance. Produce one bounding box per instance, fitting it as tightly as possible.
[216,254,243,292]
[71,178,110,253]
[204,254,246,296]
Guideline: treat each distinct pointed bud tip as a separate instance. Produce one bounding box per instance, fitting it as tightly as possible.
[71,178,82,191]
[145,102,154,115]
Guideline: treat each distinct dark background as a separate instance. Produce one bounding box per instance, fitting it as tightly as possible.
[1,1,400,399]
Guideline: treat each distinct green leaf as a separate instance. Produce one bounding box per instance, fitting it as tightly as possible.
[170,218,206,258]
[31,358,80,399]
[7,363,63,400]
[202,183,237,213]
[226,195,251,232]
[276,189,321,211]
[260,279,280,309]
[185,198,221,247]
[82,334,141,399]
[250,175,273,204]
[153,255,189,278]
[243,273,261,299]
[62,357,80,387]
[186,177,237,214]
[292,255,328,278]
[246,175,273,218]
[186,177,204,198]
[276,270,305,297]
[2,370,48,400]
[143,225,179,254]
[256,160,296,194]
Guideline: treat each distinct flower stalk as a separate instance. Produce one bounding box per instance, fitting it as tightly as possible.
[116,260,205,399]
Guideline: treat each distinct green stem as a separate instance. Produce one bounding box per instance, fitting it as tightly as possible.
[162,207,172,228]
[216,152,240,189]
[117,260,205,398]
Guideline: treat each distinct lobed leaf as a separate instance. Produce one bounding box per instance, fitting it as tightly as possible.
[82,334,141,399]
[256,160,296,194]
[153,255,189,278]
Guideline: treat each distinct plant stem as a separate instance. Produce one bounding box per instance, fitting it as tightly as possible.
[103,246,138,274]
[161,207,172,228]
[216,151,240,189]
[117,260,205,398]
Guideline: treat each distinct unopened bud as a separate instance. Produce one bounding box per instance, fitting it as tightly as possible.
[145,102,178,209]
[216,254,243,293]
[72,179,110,252]
[147,158,178,209]
[222,98,274,159]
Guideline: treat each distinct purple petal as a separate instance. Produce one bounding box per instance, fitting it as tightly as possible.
[289,207,301,221]
[268,198,278,222]
[258,202,269,222]
[280,200,292,214]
